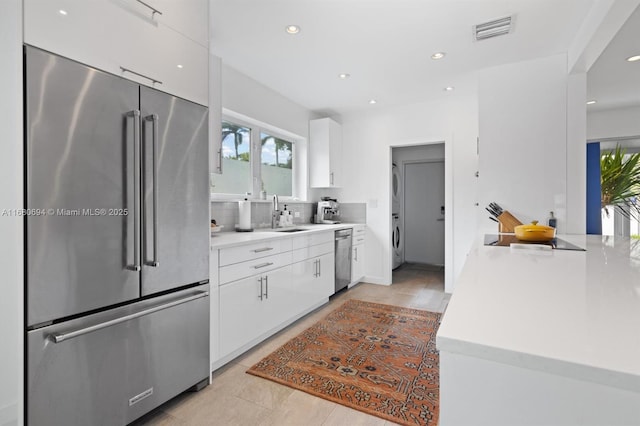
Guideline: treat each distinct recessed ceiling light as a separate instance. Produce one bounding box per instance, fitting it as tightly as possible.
[368,99,377,104]
[587,100,597,105]
[444,86,455,92]
[339,73,350,79]
[285,25,300,34]
[177,64,183,69]
[58,9,68,15]
[627,55,640,62]
[431,52,446,60]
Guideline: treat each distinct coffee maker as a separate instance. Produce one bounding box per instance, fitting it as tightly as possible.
[316,197,340,224]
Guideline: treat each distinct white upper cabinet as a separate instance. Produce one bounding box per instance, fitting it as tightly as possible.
[141,0,209,47]
[24,0,208,106]
[309,118,342,188]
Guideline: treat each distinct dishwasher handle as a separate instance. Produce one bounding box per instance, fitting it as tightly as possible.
[50,291,209,343]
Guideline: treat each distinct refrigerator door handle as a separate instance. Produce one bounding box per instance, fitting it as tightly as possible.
[144,113,159,267]
[126,110,141,272]
[50,291,209,343]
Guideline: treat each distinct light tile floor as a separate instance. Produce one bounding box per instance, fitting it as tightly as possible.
[134,263,449,426]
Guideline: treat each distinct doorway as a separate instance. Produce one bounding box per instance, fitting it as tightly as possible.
[404,161,445,265]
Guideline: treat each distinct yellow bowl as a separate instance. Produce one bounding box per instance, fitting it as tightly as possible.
[514,221,556,242]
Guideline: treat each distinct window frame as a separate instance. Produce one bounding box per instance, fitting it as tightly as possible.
[211,109,306,201]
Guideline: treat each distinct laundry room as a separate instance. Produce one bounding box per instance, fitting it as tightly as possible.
[391,143,445,275]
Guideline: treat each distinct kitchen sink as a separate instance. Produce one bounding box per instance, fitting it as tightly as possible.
[273,228,308,233]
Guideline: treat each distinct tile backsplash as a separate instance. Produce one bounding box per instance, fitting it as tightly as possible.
[211,201,366,231]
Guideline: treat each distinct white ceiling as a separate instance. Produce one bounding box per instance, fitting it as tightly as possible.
[587,4,640,112]
[210,0,597,115]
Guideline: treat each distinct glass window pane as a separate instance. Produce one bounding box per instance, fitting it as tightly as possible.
[212,121,251,194]
[260,132,292,196]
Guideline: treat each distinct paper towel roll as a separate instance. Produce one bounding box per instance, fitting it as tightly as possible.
[238,199,252,231]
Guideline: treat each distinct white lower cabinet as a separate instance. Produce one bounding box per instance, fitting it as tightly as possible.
[351,242,365,284]
[219,265,292,359]
[291,252,334,311]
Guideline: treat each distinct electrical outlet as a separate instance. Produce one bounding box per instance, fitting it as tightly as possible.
[294,211,300,218]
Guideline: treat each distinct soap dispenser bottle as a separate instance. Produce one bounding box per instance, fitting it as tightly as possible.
[548,211,557,228]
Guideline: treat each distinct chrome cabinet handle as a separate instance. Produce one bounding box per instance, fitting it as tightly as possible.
[318,259,321,277]
[357,238,364,242]
[126,110,141,272]
[144,114,159,267]
[136,0,162,17]
[50,291,208,343]
[330,172,334,186]
[120,66,162,86]
[313,259,318,277]
[253,262,273,269]
[253,247,273,253]
[355,247,358,261]
[264,275,269,299]
[258,277,263,300]
[217,148,223,174]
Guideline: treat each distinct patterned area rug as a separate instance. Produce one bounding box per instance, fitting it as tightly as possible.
[246,299,441,425]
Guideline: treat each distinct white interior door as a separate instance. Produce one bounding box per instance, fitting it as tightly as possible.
[404,161,445,265]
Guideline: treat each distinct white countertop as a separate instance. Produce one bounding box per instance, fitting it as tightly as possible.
[210,223,363,250]
[437,234,640,392]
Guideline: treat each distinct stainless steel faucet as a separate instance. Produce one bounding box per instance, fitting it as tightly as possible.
[271,194,280,228]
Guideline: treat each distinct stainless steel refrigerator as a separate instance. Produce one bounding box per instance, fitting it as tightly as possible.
[25,46,210,425]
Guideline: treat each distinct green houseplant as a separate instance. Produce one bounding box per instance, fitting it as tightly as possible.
[601,145,640,220]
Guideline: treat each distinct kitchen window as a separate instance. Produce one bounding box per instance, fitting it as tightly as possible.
[261,132,293,196]
[211,114,301,199]
[211,120,252,194]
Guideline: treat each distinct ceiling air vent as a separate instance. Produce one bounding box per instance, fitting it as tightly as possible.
[474,16,513,41]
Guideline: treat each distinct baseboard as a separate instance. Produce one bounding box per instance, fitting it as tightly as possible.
[361,276,389,285]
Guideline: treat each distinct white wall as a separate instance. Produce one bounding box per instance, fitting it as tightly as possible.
[588,106,640,141]
[478,54,570,233]
[339,94,479,292]
[0,1,23,425]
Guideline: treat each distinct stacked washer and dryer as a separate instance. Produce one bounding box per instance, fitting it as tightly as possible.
[392,163,404,269]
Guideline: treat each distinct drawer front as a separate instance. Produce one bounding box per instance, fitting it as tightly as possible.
[353,235,366,245]
[219,238,292,266]
[353,225,366,236]
[28,285,210,426]
[292,241,334,263]
[292,231,334,250]
[219,252,292,285]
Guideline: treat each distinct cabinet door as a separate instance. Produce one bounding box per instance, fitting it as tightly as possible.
[317,252,335,298]
[262,265,293,329]
[328,119,343,187]
[291,258,316,311]
[309,118,342,188]
[351,243,365,284]
[142,0,209,47]
[24,0,208,106]
[219,275,267,358]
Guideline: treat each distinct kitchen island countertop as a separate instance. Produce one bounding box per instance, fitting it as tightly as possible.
[437,234,640,393]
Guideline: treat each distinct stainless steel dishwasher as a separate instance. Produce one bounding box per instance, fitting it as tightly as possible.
[334,229,352,293]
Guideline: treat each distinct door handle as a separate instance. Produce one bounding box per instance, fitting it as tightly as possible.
[258,277,263,301]
[354,247,358,261]
[253,262,274,269]
[50,291,208,343]
[318,259,321,277]
[126,110,141,272]
[217,147,223,174]
[144,114,159,267]
[252,247,273,253]
[120,66,162,85]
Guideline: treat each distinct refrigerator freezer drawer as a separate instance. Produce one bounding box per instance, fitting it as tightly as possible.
[27,284,210,426]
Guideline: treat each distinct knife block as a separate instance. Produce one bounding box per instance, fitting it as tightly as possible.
[497,211,523,233]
